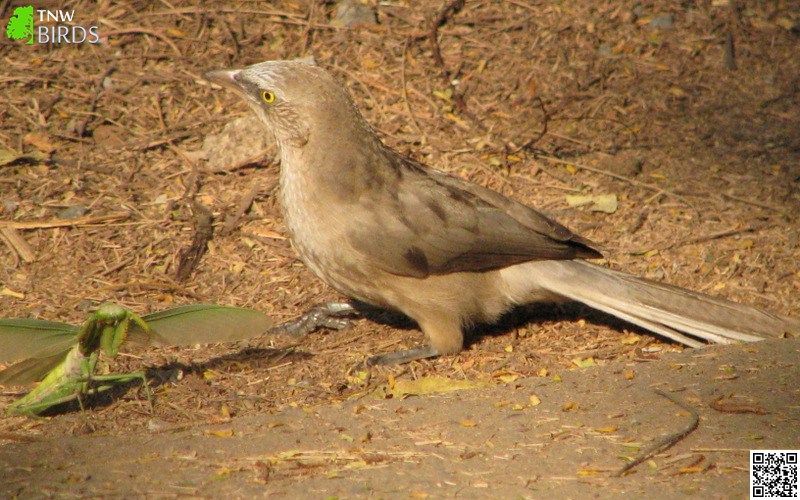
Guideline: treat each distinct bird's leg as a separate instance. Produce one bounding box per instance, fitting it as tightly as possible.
[268,302,356,337]
[366,345,440,366]
[368,312,462,365]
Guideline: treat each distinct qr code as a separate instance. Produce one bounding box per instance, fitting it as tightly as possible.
[751,451,799,499]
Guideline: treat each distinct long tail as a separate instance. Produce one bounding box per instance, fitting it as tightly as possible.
[506,260,799,347]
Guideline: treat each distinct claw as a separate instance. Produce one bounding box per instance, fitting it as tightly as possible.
[268,302,357,337]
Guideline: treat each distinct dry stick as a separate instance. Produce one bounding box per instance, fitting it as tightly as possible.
[0,0,11,20]
[613,389,699,477]
[0,211,130,229]
[0,227,35,263]
[724,31,736,70]
[104,29,183,58]
[75,66,116,138]
[301,1,318,54]
[654,224,769,253]
[513,95,549,152]
[721,192,788,216]
[176,201,214,282]
[537,154,698,214]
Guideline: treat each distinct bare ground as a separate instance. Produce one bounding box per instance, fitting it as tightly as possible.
[1,0,799,498]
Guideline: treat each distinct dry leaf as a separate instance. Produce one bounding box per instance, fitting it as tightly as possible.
[205,428,234,437]
[383,376,489,399]
[23,132,56,153]
[565,194,618,214]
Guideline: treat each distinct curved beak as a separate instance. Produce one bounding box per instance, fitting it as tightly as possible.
[204,69,242,91]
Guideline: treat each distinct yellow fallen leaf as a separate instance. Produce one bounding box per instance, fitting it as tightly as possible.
[432,87,453,100]
[1,288,25,299]
[385,376,489,398]
[678,466,707,474]
[571,357,596,368]
[166,28,187,37]
[594,426,618,433]
[250,227,286,239]
[494,373,519,383]
[205,428,234,437]
[214,466,234,477]
[459,419,477,427]
[529,394,541,406]
[23,132,56,153]
[565,194,618,214]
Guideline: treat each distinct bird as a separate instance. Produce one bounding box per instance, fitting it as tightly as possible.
[204,60,799,365]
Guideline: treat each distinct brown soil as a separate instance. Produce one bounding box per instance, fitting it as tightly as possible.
[1,1,798,498]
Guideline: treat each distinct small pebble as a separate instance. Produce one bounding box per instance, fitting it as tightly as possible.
[57,205,88,219]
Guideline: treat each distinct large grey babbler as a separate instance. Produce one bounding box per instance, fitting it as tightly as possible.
[205,60,799,365]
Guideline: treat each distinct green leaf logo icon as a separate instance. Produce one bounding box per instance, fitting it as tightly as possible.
[7,5,34,45]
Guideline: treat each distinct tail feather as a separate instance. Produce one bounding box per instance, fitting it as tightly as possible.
[520,260,799,346]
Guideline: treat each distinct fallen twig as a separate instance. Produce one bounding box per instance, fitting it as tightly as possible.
[104,28,183,58]
[721,192,788,216]
[613,389,700,477]
[653,224,769,253]
[0,227,35,263]
[176,201,214,281]
[0,211,131,230]
[537,154,698,214]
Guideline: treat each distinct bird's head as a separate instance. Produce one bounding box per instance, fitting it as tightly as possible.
[205,60,372,150]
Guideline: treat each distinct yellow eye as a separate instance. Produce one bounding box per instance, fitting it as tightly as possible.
[261,90,275,103]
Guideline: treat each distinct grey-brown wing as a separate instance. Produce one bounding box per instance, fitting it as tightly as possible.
[346,158,601,278]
